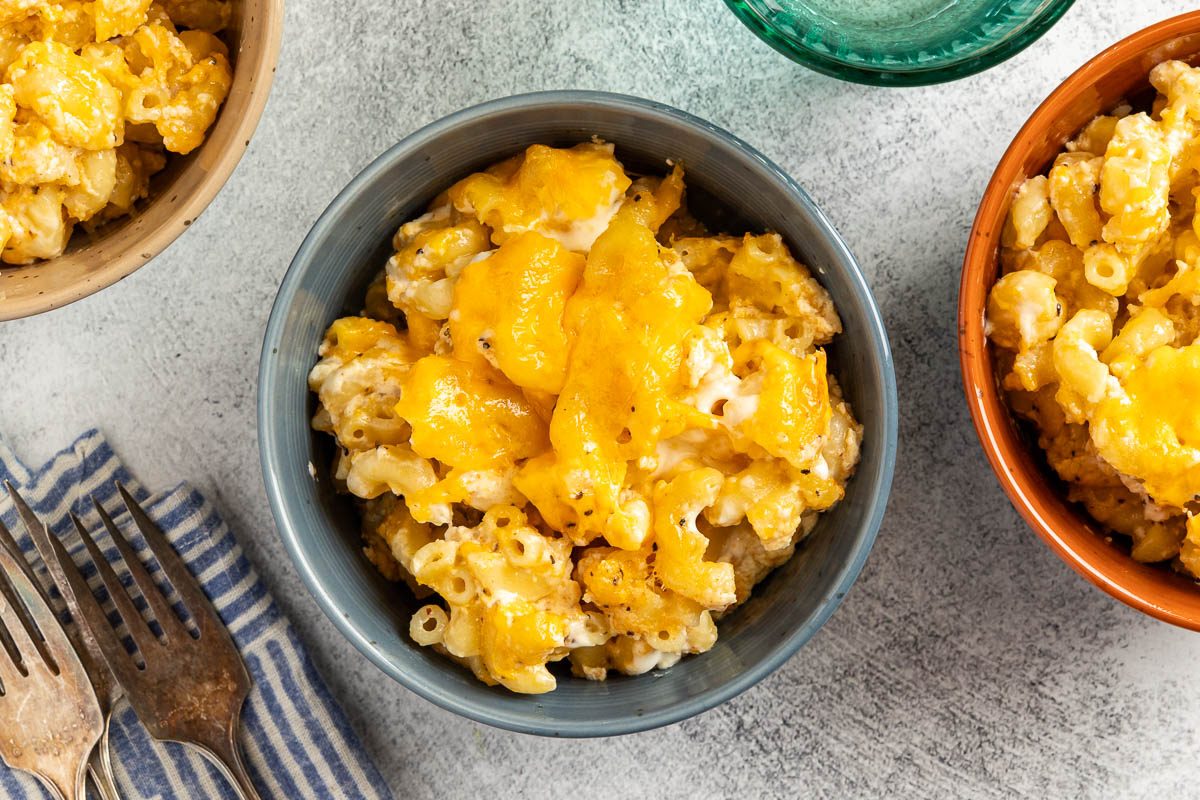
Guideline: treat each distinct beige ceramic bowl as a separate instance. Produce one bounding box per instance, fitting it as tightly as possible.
[0,0,283,321]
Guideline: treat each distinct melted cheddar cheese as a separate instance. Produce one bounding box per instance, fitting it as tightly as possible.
[310,142,862,692]
[1091,344,1200,509]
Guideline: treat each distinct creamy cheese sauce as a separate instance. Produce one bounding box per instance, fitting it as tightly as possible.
[536,183,625,253]
[621,644,682,675]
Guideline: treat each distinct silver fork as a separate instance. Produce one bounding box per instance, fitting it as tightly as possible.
[3,488,123,800]
[24,483,262,800]
[0,529,103,800]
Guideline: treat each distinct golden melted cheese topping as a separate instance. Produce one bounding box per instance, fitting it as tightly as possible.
[1092,344,1200,509]
[310,142,862,692]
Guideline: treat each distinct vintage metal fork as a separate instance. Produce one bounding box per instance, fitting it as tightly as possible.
[25,483,262,800]
[0,530,103,800]
[3,488,123,800]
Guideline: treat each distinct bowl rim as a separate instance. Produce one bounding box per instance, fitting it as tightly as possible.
[0,0,285,322]
[958,10,1200,631]
[259,89,899,736]
[722,0,1076,87]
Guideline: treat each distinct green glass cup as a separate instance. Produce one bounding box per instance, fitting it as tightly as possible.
[725,0,1076,86]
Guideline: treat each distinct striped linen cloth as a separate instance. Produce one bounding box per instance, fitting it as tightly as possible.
[0,430,394,800]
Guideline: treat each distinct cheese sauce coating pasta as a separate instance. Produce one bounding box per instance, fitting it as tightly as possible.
[310,142,863,693]
[0,0,233,263]
[987,60,1200,579]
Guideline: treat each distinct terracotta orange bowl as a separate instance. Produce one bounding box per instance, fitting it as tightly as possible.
[0,0,283,321]
[959,11,1200,631]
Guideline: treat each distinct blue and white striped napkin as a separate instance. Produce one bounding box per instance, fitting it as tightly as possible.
[0,430,394,800]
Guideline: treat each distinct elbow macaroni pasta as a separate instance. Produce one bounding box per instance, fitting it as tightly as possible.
[0,0,232,264]
[989,60,1200,580]
[310,142,863,692]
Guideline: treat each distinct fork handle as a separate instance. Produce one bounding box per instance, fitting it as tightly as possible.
[87,764,121,800]
[87,723,121,800]
[197,735,262,800]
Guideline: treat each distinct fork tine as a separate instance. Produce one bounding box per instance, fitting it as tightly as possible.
[0,580,33,686]
[116,484,224,637]
[0,515,56,666]
[4,485,48,576]
[0,549,50,676]
[0,539,88,680]
[1,504,55,610]
[92,498,186,642]
[7,484,119,705]
[0,516,23,563]
[70,513,161,658]
[0,503,57,670]
[0,628,26,690]
[20,498,144,695]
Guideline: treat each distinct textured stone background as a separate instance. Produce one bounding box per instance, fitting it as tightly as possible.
[2,1,1199,797]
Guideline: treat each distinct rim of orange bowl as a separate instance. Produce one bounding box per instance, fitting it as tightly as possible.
[959,10,1200,631]
[0,0,285,322]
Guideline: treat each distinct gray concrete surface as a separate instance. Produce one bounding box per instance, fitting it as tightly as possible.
[3,1,1198,797]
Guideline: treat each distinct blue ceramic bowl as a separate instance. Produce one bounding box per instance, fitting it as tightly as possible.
[259,91,897,737]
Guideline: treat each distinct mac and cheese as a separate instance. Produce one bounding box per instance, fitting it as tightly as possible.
[988,60,1200,578]
[0,0,232,263]
[311,142,862,692]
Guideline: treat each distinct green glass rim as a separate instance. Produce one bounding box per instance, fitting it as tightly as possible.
[723,0,1077,87]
